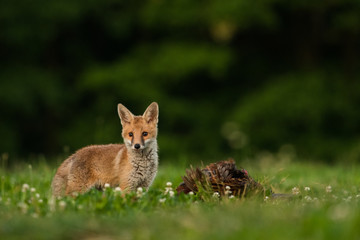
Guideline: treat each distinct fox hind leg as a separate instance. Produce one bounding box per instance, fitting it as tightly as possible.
[65,173,95,196]
[51,173,68,197]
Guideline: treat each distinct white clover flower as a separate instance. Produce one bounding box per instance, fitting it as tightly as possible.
[35,193,40,198]
[346,196,352,202]
[224,186,232,195]
[137,187,144,197]
[225,190,232,195]
[78,204,83,210]
[264,196,269,201]
[212,192,220,198]
[30,188,36,193]
[38,199,43,203]
[304,196,312,202]
[164,182,173,195]
[189,191,194,196]
[159,198,166,203]
[104,183,110,188]
[169,190,175,198]
[304,187,310,192]
[326,185,332,193]
[165,188,172,194]
[58,201,66,210]
[356,194,360,198]
[22,183,29,192]
[71,192,79,197]
[292,187,300,195]
[17,202,28,213]
[48,197,56,212]
[114,187,122,192]
[229,195,235,199]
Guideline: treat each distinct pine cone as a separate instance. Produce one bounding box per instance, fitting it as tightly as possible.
[176,159,263,197]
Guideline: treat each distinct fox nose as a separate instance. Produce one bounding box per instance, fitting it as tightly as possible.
[134,144,141,149]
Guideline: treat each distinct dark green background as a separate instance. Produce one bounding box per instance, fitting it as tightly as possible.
[1,0,360,163]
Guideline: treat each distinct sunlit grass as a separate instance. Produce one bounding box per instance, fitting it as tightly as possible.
[1,157,360,239]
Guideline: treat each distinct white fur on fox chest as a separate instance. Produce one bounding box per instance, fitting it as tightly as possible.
[127,141,158,190]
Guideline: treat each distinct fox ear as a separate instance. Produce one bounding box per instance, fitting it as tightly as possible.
[118,104,134,125]
[143,102,159,124]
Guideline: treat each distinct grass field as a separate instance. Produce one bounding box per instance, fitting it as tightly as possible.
[1,155,360,240]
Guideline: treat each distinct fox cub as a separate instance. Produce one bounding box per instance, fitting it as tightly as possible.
[51,102,159,196]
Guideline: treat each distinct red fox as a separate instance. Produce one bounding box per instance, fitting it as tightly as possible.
[51,102,159,196]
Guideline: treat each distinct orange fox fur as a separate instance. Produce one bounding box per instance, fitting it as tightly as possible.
[51,102,159,196]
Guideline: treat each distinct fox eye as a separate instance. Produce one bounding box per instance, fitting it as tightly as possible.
[142,132,148,136]
[128,132,133,137]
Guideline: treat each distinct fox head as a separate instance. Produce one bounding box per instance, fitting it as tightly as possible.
[117,102,159,150]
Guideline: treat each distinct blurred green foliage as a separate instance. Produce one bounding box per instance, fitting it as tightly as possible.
[1,0,360,162]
